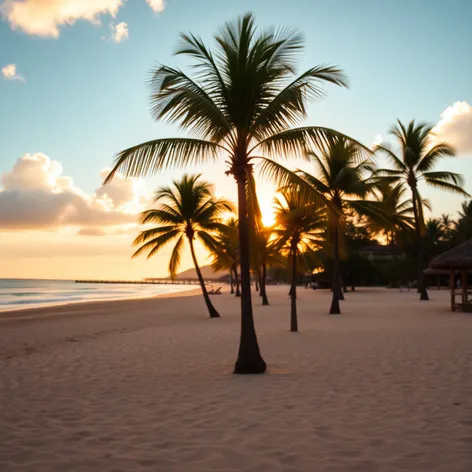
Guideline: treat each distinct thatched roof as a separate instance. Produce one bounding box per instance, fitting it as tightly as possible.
[429,239,472,270]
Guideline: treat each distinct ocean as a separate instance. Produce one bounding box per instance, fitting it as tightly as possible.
[0,279,197,312]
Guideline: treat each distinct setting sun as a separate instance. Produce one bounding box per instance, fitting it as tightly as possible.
[259,198,276,227]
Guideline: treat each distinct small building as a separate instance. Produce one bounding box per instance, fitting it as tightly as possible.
[358,245,399,264]
[429,238,472,312]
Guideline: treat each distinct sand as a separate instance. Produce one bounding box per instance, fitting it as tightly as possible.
[1,286,471,472]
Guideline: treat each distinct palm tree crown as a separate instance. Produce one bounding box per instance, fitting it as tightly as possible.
[374,120,468,231]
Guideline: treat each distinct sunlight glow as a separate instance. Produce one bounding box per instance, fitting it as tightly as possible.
[259,199,276,227]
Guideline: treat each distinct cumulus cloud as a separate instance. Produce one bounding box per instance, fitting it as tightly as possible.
[110,21,128,43]
[1,0,165,38]
[146,0,164,12]
[1,63,25,82]
[432,101,472,155]
[0,153,150,231]
[0,0,123,37]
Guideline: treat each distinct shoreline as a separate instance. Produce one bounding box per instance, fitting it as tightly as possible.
[0,286,202,320]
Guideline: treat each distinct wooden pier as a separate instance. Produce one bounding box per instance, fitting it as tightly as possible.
[75,278,215,285]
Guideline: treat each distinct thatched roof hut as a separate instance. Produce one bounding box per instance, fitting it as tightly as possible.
[430,238,472,270]
[429,238,472,312]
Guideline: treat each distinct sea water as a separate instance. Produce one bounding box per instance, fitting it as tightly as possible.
[0,279,196,312]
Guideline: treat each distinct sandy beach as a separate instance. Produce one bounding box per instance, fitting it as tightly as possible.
[1,286,471,472]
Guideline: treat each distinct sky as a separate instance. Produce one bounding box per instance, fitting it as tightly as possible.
[1,0,471,280]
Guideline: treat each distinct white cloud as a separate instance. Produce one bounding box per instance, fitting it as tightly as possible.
[146,0,164,12]
[110,21,128,43]
[0,153,150,231]
[1,0,166,38]
[0,0,124,37]
[432,101,472,155]
[1,63,25,82]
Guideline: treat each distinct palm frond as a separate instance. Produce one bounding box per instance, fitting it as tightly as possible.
[416,142,456,172]
[374,143,406,171]
[132,229,180,259]
[105,138,222,183]
[424,178,471,196]
[253,126,370,158]
[149,65,231,141]
[169,234,185,279]
[251,65,347,140]
[422,171,466,188]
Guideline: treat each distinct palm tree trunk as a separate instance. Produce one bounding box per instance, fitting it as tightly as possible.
[234,174,266,374]
[260,263,269,306]
[188,238,220,318]
[330,224,341,314]
[339,273,345,300]
[230,270,234,294]
[411,189,429,301]
[290,244,298,332]
[391,232,399,288]
[233,265,241,297]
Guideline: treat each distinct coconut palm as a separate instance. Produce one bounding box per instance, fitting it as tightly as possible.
[374,120,469,300]
[105,13,366,373]
[297,138,377,314]
[368,182,414,284]
[207,218,241,297]
[251,225,287,306]
[273,191,326,331]
[132,174,233,318]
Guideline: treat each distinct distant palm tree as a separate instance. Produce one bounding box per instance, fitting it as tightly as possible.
[455,201,472,242]
[370,182,414,245]
[297,138,376,314]
[369,182,414,285]
[273,191,326,331]
[133,174,233,318]
[105,13,366,373]
[374,120,468,300]
[207,218,241,297]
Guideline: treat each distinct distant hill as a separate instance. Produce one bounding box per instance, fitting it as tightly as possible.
[173,265,227,280]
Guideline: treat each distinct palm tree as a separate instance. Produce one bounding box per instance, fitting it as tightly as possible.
[374,120,468,300]
[251,225,286,306]
[297,138,376,314]
[132,174,233,318]
[105,13,365,374]
[207,218,241,297]
[455,201,472,242]
[273,191,326,331]
[368,182,414,285]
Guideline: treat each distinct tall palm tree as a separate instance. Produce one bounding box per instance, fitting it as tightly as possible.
[297,138,376,314]
[273,191,326,331]
[374,120,469,300]
[105,14,365,374]
[132,174,233,318]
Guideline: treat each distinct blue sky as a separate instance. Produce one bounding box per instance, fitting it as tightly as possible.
[0,0,471,278]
